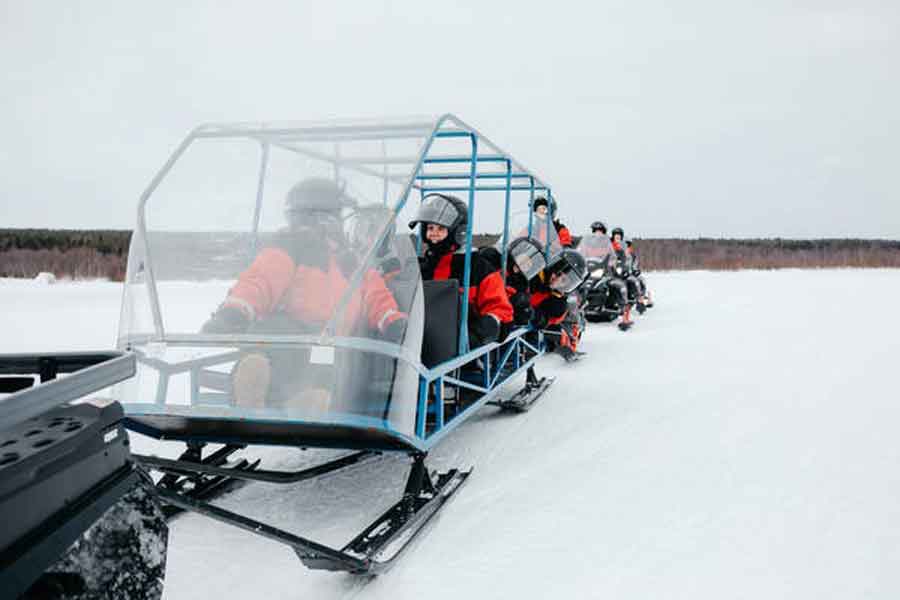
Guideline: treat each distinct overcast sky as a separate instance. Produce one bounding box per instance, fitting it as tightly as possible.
[1,0,898,238]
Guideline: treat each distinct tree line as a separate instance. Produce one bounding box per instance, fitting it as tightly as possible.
[1,229,898,281]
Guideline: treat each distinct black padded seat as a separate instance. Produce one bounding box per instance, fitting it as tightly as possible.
[421,279,460,368]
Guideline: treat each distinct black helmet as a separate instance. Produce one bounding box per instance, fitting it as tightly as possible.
[507,236,548,280]
[625,238,633,248]
[547,249,588,294]
[591,221,607,234]
[284,178,356,233]
[611,227,624,240]
[408,193,469,246]
[532,195,557,218]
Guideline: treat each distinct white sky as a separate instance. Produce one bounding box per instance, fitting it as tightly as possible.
[1,0,898,238]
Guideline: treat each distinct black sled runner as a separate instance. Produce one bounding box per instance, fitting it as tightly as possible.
[490,367,555,412]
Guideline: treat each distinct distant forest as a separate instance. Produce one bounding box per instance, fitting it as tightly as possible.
[1,229,898,281]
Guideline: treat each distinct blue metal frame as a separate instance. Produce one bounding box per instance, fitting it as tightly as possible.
[122,114,556,455]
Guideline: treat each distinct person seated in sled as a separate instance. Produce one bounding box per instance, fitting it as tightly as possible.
[408,193,513,349]
[531,249,588,357]
[201,178,408,409]
[533,196,573,248]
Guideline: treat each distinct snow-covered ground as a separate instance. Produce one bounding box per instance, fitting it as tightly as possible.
[2,269,899,599]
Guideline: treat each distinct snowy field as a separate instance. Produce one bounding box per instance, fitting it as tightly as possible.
[2,269,899,599]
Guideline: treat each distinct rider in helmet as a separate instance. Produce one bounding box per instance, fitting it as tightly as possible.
[502,236,547,326]
[625,239,652,309]
[205,178,406,339]
[530,249,588,358]
[609,226,636,330]
[409,193,513,348]
[533,196,573,247]
[202,178,409,406]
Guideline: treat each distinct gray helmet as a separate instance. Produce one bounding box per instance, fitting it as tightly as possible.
[408,193,469,246]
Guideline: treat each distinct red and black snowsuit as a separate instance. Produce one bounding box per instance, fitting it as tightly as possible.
[420,243,513,347]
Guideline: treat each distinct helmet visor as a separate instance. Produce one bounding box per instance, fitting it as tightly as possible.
[409,195,461,229]
[549,269,582,294]
[509,238,547,280]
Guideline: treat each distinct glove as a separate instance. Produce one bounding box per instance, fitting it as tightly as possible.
[531,311,549,330]
[469,313,500,346]
[201,306,250,334]
[381,316,408,344]
[510,292,534,326]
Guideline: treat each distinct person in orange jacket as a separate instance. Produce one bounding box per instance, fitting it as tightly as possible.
[202,178,408,408]
[533,196,573,247]
[409,193,513,348]
[204,178,407,340]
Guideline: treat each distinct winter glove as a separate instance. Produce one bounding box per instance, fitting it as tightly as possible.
[468,313,501,347]
[201,305,250,334]
[510,292,534,326]
[381,316,408,344]
[531,311,549,330]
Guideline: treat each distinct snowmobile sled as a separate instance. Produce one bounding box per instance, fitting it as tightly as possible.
[114,115,561,578]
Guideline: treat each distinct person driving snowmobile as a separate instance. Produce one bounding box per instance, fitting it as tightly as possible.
[409,193,513,348]
[533,196,573,247]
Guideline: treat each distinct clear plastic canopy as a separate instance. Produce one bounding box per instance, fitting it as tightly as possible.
[115,119,457,437]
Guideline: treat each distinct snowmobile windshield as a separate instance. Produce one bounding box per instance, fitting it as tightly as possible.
[115,120,437,440]
[577,234,614,274]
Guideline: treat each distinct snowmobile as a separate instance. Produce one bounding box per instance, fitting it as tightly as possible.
[578,235,628,323]
[110,115,565,578]
[0,352,168,599]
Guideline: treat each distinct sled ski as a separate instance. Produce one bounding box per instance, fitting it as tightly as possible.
[558,349,586,363]
[491,368,555,412]
[153,453,470,575]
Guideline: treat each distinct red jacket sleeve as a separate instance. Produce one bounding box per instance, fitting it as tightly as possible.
[362,268,404,332]
[225,247,296,318]
[476,271,514,323]
[558,227,572,247]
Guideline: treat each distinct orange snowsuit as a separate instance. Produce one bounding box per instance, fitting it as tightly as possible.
[223,246,404,336]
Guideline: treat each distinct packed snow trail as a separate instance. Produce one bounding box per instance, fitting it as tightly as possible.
[2,270,899,599]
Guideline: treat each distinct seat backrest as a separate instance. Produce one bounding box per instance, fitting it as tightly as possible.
[421,279,460,368]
